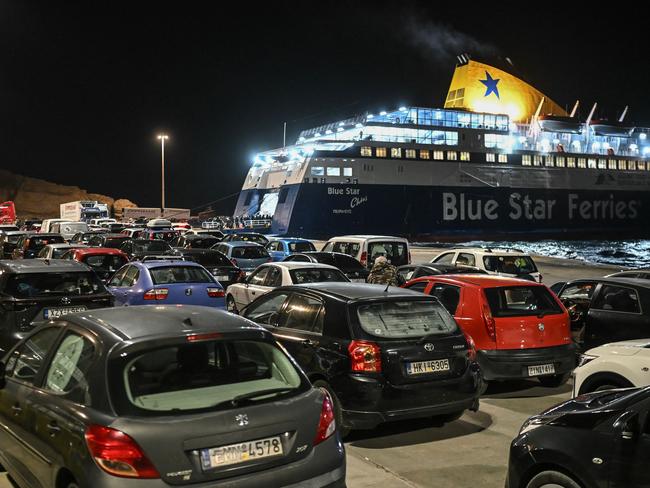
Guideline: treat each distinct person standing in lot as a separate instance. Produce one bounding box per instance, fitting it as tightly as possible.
[366,255,403,286]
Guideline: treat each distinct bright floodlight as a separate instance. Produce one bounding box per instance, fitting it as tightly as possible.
[157,134,169,140]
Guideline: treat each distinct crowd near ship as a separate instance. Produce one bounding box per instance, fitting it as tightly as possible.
[234,54,650,240]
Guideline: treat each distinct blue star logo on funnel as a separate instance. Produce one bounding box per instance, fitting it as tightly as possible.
[479,71,500,99]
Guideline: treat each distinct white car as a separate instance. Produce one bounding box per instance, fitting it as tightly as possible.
[573,339,650,396]
[430,247,542,282]
[37,243,87,259]
[225,262,349,313]
[321,235,410,269]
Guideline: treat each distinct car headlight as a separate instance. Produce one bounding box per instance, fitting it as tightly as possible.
[519,417,546,435]
[578,354,598,368]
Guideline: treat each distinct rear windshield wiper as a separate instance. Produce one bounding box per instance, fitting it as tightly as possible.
[213,387,298,408]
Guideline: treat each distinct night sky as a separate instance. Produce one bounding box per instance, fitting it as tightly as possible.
[2,1,649,214]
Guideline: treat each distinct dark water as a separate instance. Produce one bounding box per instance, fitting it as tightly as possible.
[413,240,650,269]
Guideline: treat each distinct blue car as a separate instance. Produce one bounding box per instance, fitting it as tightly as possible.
[212,241,271,273]
[107,259,225,308]
[265,237,316,261]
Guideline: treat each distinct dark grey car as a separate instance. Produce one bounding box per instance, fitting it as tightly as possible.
[0,306,345,488]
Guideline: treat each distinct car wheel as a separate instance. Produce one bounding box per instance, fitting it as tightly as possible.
[312,380,350,439]
[525,470,581,488]
[538,373,570,388]
[226,295,238,314]
[580,375,633,395]
[66,483,79,488]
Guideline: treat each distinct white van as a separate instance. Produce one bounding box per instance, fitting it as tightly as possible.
[40,218,71,233]
[321,235,410,269]
[50,221,90,240]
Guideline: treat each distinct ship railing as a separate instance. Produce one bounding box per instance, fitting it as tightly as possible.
[243,219,272,228]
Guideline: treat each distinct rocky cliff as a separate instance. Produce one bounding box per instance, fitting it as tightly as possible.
[0,170,137,219]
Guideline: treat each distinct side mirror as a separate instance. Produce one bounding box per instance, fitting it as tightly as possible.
[614,410,639,441]
[0,361,6,390]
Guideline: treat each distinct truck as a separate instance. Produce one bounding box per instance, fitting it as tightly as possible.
[60,201,110,223]
[0,201,16,224]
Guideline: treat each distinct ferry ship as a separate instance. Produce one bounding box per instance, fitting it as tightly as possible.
[233,55,650,240]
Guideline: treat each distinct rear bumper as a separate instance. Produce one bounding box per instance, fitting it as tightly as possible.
[335,367,482,430]
[477,344,577,381]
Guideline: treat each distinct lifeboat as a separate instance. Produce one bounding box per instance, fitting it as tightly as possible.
[538,114,583,134]
[589,119,635,137]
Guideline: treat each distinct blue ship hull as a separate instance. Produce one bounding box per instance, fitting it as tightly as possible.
[234,183,650,241]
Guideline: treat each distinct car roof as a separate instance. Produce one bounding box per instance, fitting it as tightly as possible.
[74,247,126,256]
[222,241,264,247]
[0,259,90,273]
[29,233,62,237]
[184,234,220,240]
[440,247,530,256]
[139,259,204,269]
[565,277,650,289]
[412,274,542,287]
[102,233,130,238]
[277,282,427,301]
[328,235,407,241]
[273,237,311,242]
[68,305,264,342]
[45,243,79,248]
[268,262,339,270]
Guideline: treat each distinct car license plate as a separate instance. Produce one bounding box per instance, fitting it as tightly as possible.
[200,436,283,470]
[43,306,87,319]
[406,359,450,375]
[527,364,555,376]
[216,275,230,281]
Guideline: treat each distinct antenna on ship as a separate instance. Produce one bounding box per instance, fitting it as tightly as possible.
[528,97,545,139]
[569,100,580,118]
[619,106,629,123]
[283,122,287,151]
[585,102,598,145]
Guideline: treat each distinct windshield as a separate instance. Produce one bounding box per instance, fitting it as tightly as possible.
[232,234,267,244]
[483,255,537,274]
[6,272,106,297]
[150,266,214,285]
[104,238,128,249]
[484,286,563,317]
[368,242,408,266]
[84,255,128,273]
[52,248,72,259]
[334,254,365,271]
[188,238,220,249]
[356,299,458,339]
[133,241,172,253]
[27,236,65,249]
[288,241,315,253]
[232,246,269,259]
[184,252,232,267]
[289,268,349,284]
[116,339,304,414]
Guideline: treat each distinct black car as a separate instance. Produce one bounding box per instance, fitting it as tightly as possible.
[507,387,650,488]
[283,252,370,282]
[397,264,487,282]
[0,306,345,488]
[170,234,222,250]
[11,233,65,259]
[175,248,244,288]
[187,229,225,239]
[70,229,109,244]
[0,231,29,259]
[87,233,131,249]
[556,278,650,349]
[606,268,650,280]
[0,259,113,352]
[221,232,269,245]
[119,239,178,260]
[241,282,482,435]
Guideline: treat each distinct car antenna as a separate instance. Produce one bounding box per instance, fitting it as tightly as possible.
[384,282,390,292]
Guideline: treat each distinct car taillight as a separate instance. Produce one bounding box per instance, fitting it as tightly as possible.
[348,340,381,372]
[313,389,336,446]
[143,288,168,300]
[359,251,367,267]
[84,425,160,479]
[481,296,496,341]
[464,334,477,362]
[207,287,225,298]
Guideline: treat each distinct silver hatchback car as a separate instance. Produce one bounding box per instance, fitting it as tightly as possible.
[0,306,345,487]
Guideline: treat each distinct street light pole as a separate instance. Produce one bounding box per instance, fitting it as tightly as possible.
[157,134,169,215]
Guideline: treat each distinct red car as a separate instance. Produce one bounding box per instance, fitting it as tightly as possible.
[62,247,129,282]
[403,275,576,387]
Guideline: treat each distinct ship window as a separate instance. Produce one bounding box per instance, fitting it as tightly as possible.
[639,161,647,170]
[327,167,341,176]
[460,151,470,161]
[618,160,626,170]
[587,158,597,169]
[498,154,508,163]
[608,159,617,170]
[556,156,565,167]
[376,147,387,158]
[486,153,496,163]
[533,155,542,166]
[420,149,430,160]
[311,166,325,176]
[628,161,637,171]
[447,90,456,101]
[244,192,254,205]
[405,149,416,159]
[545,156,554,167]
[278,188,289,204]
[391,148,402,158]
[360,146,372,157]
[522,154,531,166]
[447,151,458,161]
[433,150,444,160]
[343,167,352,176]
[598,159,606,169]
[567,157,576,168]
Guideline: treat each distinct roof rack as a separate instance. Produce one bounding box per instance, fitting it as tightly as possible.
[140,255,185,262]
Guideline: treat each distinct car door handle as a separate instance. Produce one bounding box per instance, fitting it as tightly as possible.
[46,422,61,435]
[11,405,22,415]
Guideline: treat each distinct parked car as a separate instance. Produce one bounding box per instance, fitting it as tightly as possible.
[397,264,487,282]
[283,252,370,282]
[507,386,650,488]
[606,268,650,280]
[555,278,650,349]
[89,217,117,227]
[403,275,576,387]
[221,232,270,245]
[0,259,113,352]
[212,241,272,274]
[70,229,109,245]
[241,283,482,435]
[39,218,71,233]
[87,233,131,249]
[62,247,130,282]
[573,339,650,396]
[139,228,180,241]
[266,238,316,261]
[170,234,222,250]
[119,238,178,260]
[0,230,29,259]
[175,248,244,289]
[431,247,541,282]
[36,243,87,259]
[0,305,346,487]
[321,235,410,269]
[185,228,225,239]
[107,259,226,308]
[50,221,89,240]
[226,262,349,313]
[11,233,65,259]
[0,225,19,234]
